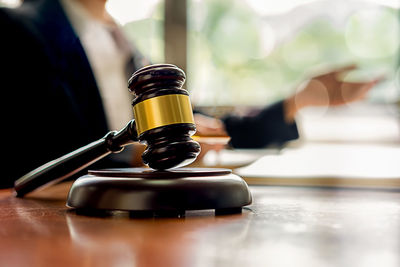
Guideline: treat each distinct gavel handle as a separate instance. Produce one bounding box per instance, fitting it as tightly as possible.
[14,120,138,197]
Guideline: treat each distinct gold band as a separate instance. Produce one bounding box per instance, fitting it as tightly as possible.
[133,94,194,135]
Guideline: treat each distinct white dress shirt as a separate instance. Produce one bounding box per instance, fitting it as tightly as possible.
[60,0,133,131]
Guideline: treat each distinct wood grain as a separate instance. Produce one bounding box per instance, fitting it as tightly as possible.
[1,182,399,267]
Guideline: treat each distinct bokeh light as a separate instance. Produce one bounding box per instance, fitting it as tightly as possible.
[345,8,399,59]
[282,32,323,71]
[245,0,318,16]
[106,0,162,25]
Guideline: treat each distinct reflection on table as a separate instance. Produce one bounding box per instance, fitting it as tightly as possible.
[1,181,399,267]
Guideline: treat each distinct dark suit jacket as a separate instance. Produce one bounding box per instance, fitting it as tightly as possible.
[0,0,298,188]
[0,0,142,188]
[223,101,299,148]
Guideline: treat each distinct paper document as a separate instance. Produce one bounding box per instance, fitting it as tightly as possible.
[235,143,400,189]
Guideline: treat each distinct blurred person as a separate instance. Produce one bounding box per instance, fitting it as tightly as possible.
[0,0,379,187]
[195,65,380,151]
[0,0,147,188]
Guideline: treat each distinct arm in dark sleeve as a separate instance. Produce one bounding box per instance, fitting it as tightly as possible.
[222,100,299,148]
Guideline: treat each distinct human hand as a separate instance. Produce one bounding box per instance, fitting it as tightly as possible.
[193,113,229,162]
[284,65,382,122]
[298,65,380,106]
[193,113,228,137]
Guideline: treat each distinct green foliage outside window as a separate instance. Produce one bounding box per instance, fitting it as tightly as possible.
[187,0,399,107]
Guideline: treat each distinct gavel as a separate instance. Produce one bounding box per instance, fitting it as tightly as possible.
[14,64,201,197]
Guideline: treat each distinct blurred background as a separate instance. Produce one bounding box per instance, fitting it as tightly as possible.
[2,0,399,143]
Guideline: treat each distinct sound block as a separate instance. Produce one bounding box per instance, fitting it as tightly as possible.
[67,167,252,216]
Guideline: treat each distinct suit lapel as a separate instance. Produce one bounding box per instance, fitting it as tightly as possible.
[22,0,109,137]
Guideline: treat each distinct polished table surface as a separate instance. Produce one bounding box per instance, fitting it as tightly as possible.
[1,182,399,267]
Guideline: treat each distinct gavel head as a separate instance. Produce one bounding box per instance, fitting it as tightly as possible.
[128,64,201,170]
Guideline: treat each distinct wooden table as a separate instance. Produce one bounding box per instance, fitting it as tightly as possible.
[1,182,399,267]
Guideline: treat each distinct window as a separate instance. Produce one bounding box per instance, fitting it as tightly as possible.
[108,0,165,63]
[187,0,400,107]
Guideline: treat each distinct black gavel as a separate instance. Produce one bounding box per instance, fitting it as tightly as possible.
[14,64,201,197]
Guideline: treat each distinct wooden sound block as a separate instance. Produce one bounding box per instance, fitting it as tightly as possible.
[67,167,252,216]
